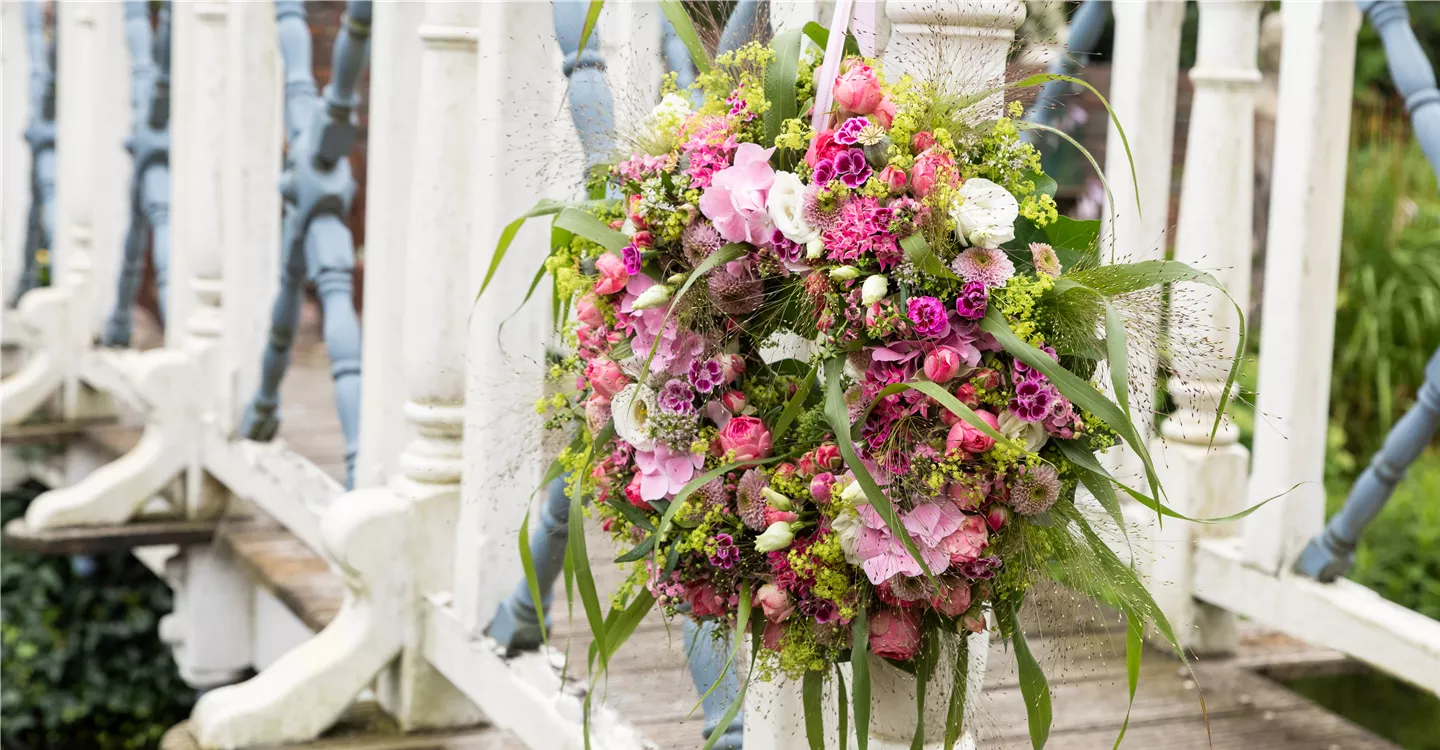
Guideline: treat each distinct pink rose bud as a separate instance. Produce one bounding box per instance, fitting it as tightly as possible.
[875,97,897,129]
[924,346,962,383]
[985,504,1012,531]
[868,607,922,661]
[879,165,907,193]
[796,454,817,477]
[810,472,835,504]
[592,252,630,295]
[585,359,629,399]
[600,516,615,532]
[961,612,987,634]
[912,131,935,151]
[632,230,654,248]
[721,390,748,414]
[576,294,605,329]
[910,147,957,198]
[774,462,797,479]
[946,410,1000,454]
[721,354,747,384]
[833,62,884,115]
[609,219,624,230]
[955,383,980,408]
[625,474,654,512]
[814,443,842,470]
[764,507,799,525]
[972,368,1000,390]
[930,580,974,618]
[755,583,795,623]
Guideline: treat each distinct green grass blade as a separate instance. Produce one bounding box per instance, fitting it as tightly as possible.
[654,454,787,541]
[1112,607,1144,750]
[852,598,871,750]
[1104,302,1131,418]
[658,1,711,73]
[836,664,849,750]
[765,29,805,153]
[640,243,748,375]
[577,1,603,60]
[569,465,609,674]
[555,207,630,253]
[1002,602,1052,750]
[690,582,751,717]
[478,198,570,299]
[803,670,826,750]
[772,360,819,443]
[943,636,969,749]
[517,509,548,647]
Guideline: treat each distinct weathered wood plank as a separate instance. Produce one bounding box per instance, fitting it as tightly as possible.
[2,515,216,555]
[218,519,343,632]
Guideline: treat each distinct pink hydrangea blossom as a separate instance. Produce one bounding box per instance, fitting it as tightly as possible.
[619,275,705,375]
[633,443,704,501]
[699,143,777,245]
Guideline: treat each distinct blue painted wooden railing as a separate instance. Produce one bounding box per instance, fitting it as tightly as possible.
[12,0,57,303]
[1295,0,1440,582]
[485,6,783,749]
[241,1,367,488]
[102,0,172,347]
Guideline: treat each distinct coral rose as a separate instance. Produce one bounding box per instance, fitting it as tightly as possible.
[868,607,922,661]
[931,580,974,618]
[805,129,847,168]
[717,415,773,461]
[946,410,999,454]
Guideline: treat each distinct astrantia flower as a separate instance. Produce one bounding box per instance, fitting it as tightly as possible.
[951,247,1016,288]
[1009,464,1061,516]
[906,296,950,338]
[682,220,724,266]
[954,280,989,320]
[736,469,769,531]
[951,178,1019,247]
[1030,242,1062,277]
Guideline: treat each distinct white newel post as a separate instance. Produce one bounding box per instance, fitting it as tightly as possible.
[354,1,424,489]
[1150,0,1264,655]
[452,0,563,635]
[1097,0,1184,511]
[749,4,1019,749]
[1242,2,1360,575]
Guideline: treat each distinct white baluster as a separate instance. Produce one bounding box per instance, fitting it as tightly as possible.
[221,1,282,435]
[355,1,424,489]
[1241,3,1360,576]
[2,3,29,300]
[451,0,562,636]
[1150,0,1264,655]
[883,0,1024,119]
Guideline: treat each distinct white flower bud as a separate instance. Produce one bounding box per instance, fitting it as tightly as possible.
[806,237,826,259]
[754,522,796,552]
[761,487,793,510]
[829,266,860,281]
[861,274,889,305]
[630,284,674,310]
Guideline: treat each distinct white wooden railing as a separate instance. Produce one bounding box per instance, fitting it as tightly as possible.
[2,2,1439,750]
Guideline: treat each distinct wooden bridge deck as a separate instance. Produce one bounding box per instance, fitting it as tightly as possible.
[129,302,1402,749]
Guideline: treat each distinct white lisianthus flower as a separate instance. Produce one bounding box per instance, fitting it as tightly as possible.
[754,521,796,552]
[998,408,1049,453]
[861,274,889,305]
[766,171,820,244]
[612,384,657,451]
[648,92,693,134]
[829,508,862,564]
[829,266,860,281]
[630,284,673,310]
[839,477,868,504]
[761,487,793,510]
[806,237,825,259]
[951,178,1019,248]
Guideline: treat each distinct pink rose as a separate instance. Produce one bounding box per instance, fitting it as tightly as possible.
[632,230,653,248]
[912,131,935,152]
[931,580,973,618]
[879,164,907,193]
[939,514,989,564]
[946,410,999,454]
[585,359,629,399]
[796,453,817,476]
[685,582,732,619]
[810,472,835,504]
[721,390,748,414]
[699,142,776,245]
[755,583,795,622]
[717,415,773,461]
[833,62,884,115]
[764,507,799,525]
[576,294,605,328]
[592,252,630,295]
[971,367,1000,390]
[805,129,847,168]
[985,504,1011,531]
[875,97,897,129]
[941,383,981,426]
[946,481,984,511]
[924,346,962,383]
[868,607,922,661]
[910,147,957,198]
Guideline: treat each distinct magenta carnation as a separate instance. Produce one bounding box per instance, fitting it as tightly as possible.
[906,296,950,338]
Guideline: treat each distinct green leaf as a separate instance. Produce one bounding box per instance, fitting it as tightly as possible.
[901,234,960,280]
[852,598,871,750]
[555,207,630,253]
[478,198,571,299]
[1023,168,1058,199]
[773,360,820,443]
[517,509,548,647]
[1042,215,1100,253]
[1001,601,1051,750]
[658,1,711,74]
[910,628,939,750]
[1113,607,1144,750]
[823,357,937,583]
[803,670,826,750]
[1073,459,1128,544]
[577,1,603,61]
[608,496,656,532]
[943,636,969,749]
[1105,302,1131,418]
[568,425,614,675]
[836,664,850,750]
[802,21,860,57]
[612,534,656,563]
[765,29,805,155]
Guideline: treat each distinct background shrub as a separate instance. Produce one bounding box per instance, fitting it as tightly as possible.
[1,484,194,750]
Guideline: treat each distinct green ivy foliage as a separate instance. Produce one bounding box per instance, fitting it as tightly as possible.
[2,484,194,749]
